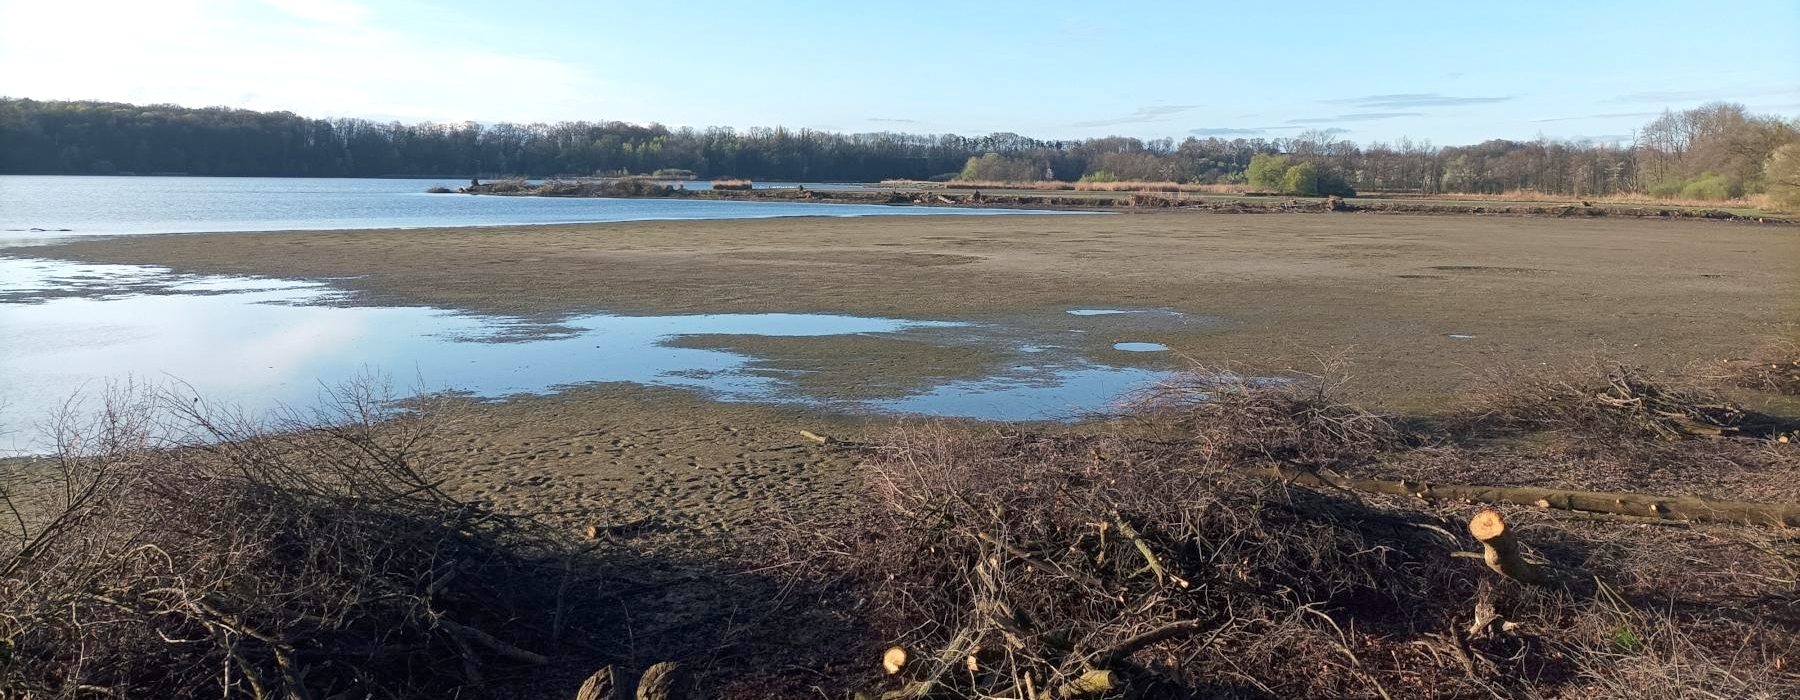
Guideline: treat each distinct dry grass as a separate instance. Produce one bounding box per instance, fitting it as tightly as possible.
[710,178,753,191]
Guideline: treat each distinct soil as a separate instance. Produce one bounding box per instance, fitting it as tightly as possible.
[14,211,1798,543]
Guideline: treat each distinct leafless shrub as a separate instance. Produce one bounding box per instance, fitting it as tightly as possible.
[1707,340,1800,396]
[1133,365,1411,471]
[1462,361,1768,440]
[0,379,589,698]
[826,424,1484,698]
[813,362,1800,698]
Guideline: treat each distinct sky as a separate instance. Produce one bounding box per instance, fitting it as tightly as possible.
[2,0,1797,146]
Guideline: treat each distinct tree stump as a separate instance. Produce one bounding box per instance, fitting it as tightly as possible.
[636,661,684,700]
[1468,509,1543,585]
[574,665,618,700]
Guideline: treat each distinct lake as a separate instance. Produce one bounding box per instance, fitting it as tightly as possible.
[0,175,1051,243]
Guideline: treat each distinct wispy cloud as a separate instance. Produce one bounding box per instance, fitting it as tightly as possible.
[1073,104,1199,128]
[1327,93,1512,108]
[1285,112,1422,124]
[867,117,920,124]
[1188,127,1266,137]
[1604,86,1800,104]
[1530,111,1659,123]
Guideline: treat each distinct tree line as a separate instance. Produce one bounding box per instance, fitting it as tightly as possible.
[2,97,1795,202]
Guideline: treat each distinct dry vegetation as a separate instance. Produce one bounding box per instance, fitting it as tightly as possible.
[936,180,1251,194]
[4,359,1797,698]
[1376,189,1783,212]
[820,363,1799,699]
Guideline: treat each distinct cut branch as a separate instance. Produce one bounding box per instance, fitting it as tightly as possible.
[1250,464,1800,527]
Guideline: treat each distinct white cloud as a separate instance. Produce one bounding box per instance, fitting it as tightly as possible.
[0,0,635,123]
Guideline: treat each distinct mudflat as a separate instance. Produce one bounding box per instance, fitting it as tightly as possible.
[19,212,1797,540]
[29,212,1797,405]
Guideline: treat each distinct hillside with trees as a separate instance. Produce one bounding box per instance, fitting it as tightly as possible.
[3,98,1796,204]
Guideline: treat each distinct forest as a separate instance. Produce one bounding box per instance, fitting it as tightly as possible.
[3,97,1797,203]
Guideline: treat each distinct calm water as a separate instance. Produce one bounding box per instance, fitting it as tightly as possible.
[0,175,1058,242]
[0,258,1176,452]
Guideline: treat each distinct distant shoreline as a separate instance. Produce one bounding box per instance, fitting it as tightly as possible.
[449,182,1795,224]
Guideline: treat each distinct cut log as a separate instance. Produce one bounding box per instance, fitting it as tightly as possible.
[575,666,618,700]
[799,429,829,444]
[1468,509,1543,584]
[882,646,909,675]
[1249,464,1800,527]
[636,662,683,700]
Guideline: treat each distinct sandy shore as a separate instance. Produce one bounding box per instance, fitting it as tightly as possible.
[15,211,1797,540]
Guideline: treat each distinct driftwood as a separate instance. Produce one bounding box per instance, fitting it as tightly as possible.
[1468,510,1543,585]
[1250,464,1800,527]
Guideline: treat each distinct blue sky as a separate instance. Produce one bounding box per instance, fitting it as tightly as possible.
[2,0,1795,146]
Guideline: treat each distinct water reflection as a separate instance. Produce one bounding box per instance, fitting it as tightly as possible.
[1,258,1182,448]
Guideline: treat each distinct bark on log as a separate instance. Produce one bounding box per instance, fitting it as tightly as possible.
[1057,670,1116,698]
[575,666,618,700]
[636,662,683,700]
[1250,464,1800,527]
[1468,509,1543,585]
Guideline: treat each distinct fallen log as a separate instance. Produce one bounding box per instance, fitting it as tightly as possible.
[1249,464,1800,527]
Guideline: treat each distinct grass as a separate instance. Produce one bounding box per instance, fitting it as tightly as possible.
[710,178,753,191]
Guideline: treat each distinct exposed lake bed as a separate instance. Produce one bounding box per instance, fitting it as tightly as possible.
[5,194,1796,541]
[0,256,1199,451]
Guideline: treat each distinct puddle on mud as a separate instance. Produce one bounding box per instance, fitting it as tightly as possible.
[1,259,1212,448]
[1113,342,1170,352]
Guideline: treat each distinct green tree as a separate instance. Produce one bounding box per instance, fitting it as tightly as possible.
[1766,142,1800,211]
[1245,153,1289,191]
[1281,161,1320,196]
